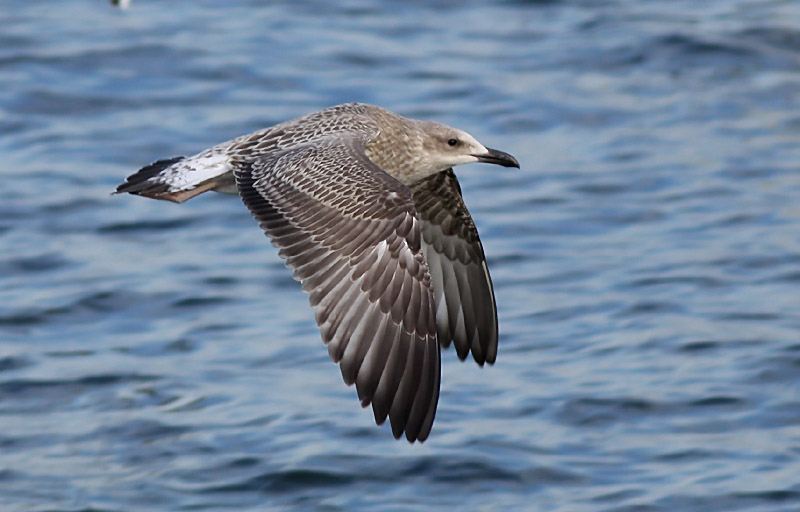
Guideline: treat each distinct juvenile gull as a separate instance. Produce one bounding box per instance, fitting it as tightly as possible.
[115,103,519,442]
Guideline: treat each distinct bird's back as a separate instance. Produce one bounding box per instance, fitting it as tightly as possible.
[114,103,383,203]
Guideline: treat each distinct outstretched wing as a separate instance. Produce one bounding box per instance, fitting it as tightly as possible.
[233,133,440,442]
[410,169,498,365]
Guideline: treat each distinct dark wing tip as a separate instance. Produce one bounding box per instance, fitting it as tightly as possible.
[411,170,500,367]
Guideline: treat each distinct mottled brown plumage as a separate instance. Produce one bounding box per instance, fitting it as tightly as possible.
[115,103,518,442]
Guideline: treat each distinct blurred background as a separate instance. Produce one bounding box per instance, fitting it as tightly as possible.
[1,1,799,511]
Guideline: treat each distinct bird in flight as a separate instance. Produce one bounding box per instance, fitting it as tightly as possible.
[115,103,519,442]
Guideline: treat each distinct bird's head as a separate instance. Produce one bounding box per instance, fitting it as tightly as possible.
[418,121,519,175]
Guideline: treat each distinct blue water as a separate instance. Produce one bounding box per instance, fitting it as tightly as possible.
[2,1,800,510]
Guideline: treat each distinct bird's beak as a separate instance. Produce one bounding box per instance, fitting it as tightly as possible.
[473,147,520,168]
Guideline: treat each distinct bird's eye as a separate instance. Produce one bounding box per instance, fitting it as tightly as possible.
[447,138,458,147]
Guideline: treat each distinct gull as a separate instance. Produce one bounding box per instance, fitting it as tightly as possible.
[115,103,519,442]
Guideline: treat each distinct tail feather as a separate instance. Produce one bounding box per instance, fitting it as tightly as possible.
[115,148,236,203]
[115,156,185,196]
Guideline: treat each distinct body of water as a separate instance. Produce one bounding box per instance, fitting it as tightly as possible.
[1,1,799,511]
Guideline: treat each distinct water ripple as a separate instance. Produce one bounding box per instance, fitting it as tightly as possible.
[2,1,799,511]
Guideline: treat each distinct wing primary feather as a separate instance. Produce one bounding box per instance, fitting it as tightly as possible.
[410,169,499,364]
[417,340,441,442]
[355,311,394,406]
[404,336,438,442]
[340,300,383,386]
[372,324,408,425]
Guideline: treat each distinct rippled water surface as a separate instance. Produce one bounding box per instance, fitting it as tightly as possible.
[2,1,800,511]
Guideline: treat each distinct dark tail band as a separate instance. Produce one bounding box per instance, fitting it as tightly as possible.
[114,156,185,195]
